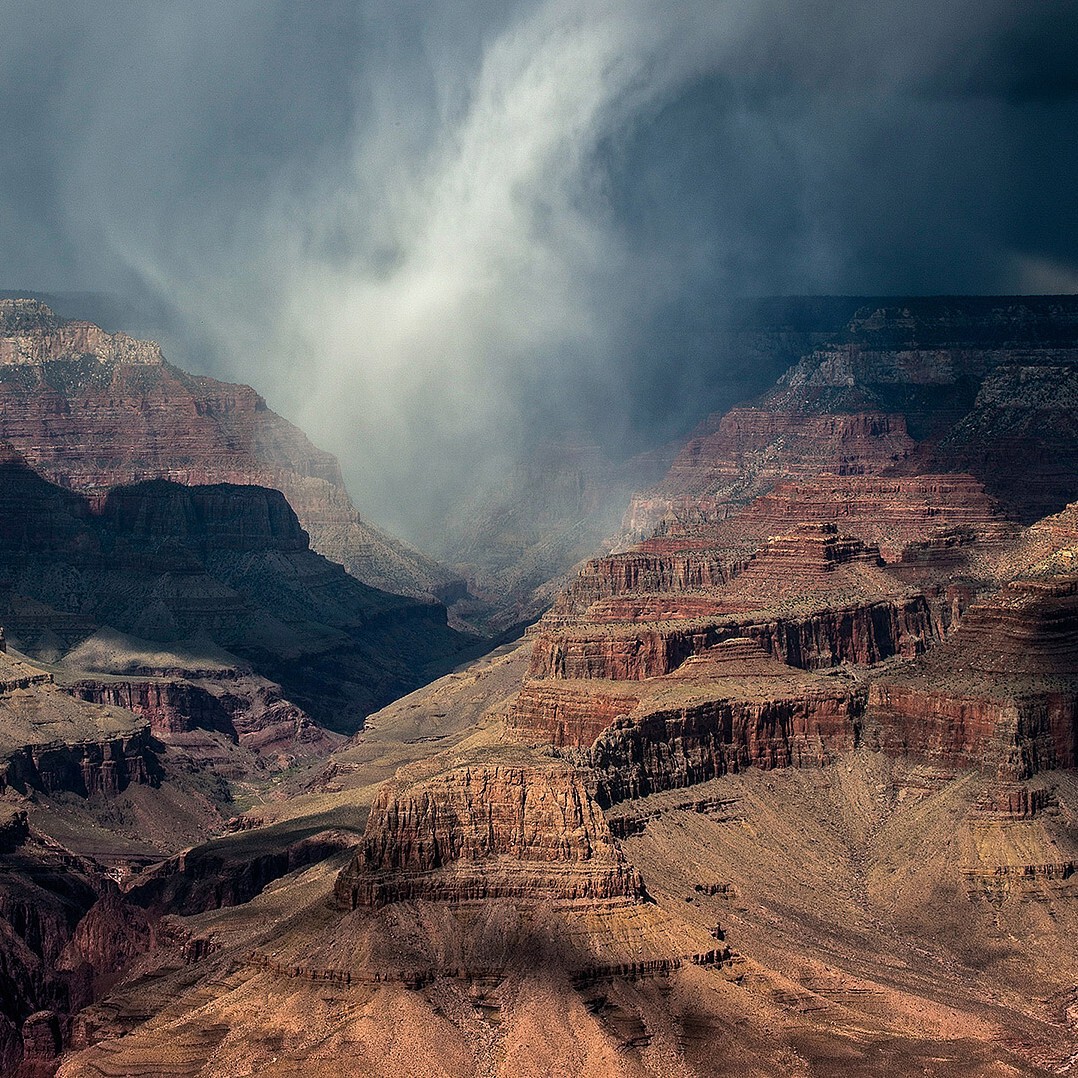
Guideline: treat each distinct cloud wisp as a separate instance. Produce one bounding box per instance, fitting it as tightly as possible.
[1,1,1076,536]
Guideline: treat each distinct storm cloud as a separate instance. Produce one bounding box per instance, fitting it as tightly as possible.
[1,1,1076,537]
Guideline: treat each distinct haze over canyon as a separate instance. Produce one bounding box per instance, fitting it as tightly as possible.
[2,3,1078,1077]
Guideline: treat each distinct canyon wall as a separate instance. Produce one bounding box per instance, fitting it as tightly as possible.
[336,762,644,909]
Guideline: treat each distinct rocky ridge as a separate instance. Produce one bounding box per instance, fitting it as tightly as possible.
[0,447,472,735]
[0,298,465,608]
[627,296,1078,538]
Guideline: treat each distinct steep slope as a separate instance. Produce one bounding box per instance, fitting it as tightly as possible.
[626,295,1078,538]
[0,298,464,606]
[0,447,473,733]
[0,644,152,799]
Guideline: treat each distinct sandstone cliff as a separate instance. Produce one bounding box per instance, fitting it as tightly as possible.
[336,757,643,909]
[0,299,465,606]
[529,525,940,682]
[0,649,155,798]
[867,576,1078,779]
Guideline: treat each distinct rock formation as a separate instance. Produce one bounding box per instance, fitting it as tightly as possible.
[0,449,473,733]
[336,757,643,909]
[14,294,1078,1078]
[867,576,1078,778]
[0,648,155,798]
[529,524,940,682]
[0,298,465,606]
[627,295,1078,538]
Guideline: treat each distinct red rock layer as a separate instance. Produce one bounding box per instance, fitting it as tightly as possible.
[66,680,237,739]
[868,683,1076,779]
[509,683,642,747]
[335,763,643,909]
[529,596,936,681]
[866,577,1078,778]
[585,480,1004,660]
[663,407,914,492]
[588,685,862,806]
[727,474,1012,560]
[0,300,462,602]
[624,408,916,538]
[0,731,155,797]
[554,524,905,628]
[629,473,1009,559]
[529,527,937,681]
[959,576,1078,678]
[552,544,738,620]
[513,638,865,803]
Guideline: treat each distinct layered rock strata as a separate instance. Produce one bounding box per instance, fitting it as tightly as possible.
[553,541,740,620]
[867,576,1078,778]
[65,679,237,739]
[0,648,155,797]
[530,526,938,681]
[624,409,917,538]
[335,759,644,909]
[515,638,864,806]
[0,298,464,604]
[627,296,1078,538]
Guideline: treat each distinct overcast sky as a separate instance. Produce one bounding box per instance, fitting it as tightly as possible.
[2,1,1076,537]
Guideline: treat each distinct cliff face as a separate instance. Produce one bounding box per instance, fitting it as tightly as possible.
[1,733,154,799]
[588,687,861,807]
[714,473,1012,559]
[627,296,1078,539]
[527,597,936,681]
[0,649,157,798]
[0,834,103,1077]
[866,576,1078,779]
[512,638,866,806]
[0,299,464,606]
[553,543,738,619]
[529,526,940,681]
[335,761,643,909]
[0,455,472,733]
[510,683,642,747]
[66,680,237,739]
[0,298,163,367]
[623,409,918,539]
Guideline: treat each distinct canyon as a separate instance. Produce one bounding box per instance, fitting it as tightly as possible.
[2,294,1078,1076]
[0,298,466,609]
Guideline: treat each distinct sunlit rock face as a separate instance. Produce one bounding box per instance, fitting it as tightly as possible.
[336,761,644,909]
[0,299,465,606]
[0,646,156,798]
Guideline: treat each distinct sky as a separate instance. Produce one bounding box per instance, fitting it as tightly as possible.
[1,1,1076,538]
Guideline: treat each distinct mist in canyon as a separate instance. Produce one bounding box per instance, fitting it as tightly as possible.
[1,0,1076,539]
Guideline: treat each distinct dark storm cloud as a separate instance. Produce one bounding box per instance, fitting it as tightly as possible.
[1,0,1076,538]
